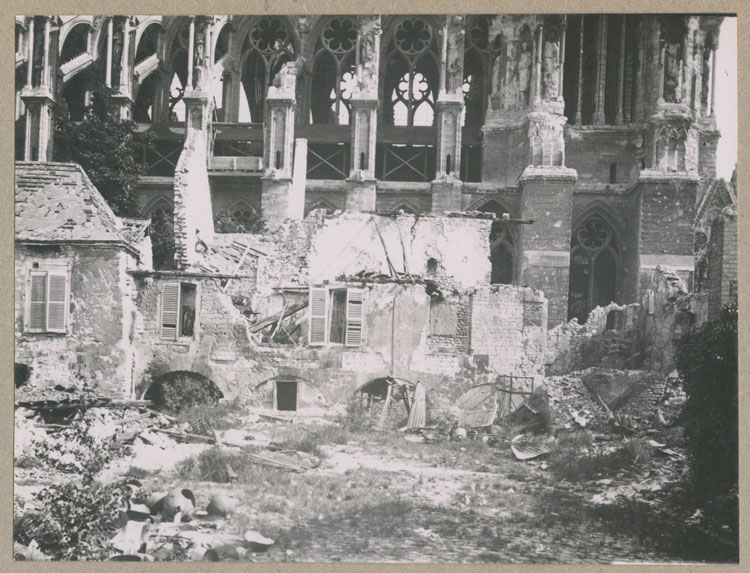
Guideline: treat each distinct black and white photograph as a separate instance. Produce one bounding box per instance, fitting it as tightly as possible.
[12,9,739,563]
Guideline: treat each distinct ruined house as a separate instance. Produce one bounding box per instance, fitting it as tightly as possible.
[14,162,151,395]
[14,13,733,413]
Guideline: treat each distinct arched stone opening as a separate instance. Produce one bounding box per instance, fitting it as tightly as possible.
[568,215,620,324]
[59,23,90,67]
[144,370,224,413]
[353,377,415,428]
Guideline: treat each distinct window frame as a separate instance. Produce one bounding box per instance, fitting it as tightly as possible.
[25,261,71,334]
[308,286,364,347]
[159,281,201,341]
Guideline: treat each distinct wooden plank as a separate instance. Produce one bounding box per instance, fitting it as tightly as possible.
[377,383,393,431]
[249,301,308,333]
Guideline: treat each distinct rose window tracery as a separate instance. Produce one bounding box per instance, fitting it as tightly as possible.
[394,18,432,55]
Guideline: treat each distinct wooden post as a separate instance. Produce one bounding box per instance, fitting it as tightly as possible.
[377,382,393,430]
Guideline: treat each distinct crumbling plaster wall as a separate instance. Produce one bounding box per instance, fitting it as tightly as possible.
[15,245,138,396]
[173,131,215,268]
[131,278,548,415]
[308,213,492,289]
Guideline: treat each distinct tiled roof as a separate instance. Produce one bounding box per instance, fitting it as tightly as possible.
[15,161,133,246]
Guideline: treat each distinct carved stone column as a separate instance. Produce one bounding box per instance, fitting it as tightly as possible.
[21,16,55,161]
[111,16,134,121]
[594,15,607,124]
[105,17,113,87]
[616,16,626,125]
[261,62,303,225]
[575,16,584,124]
[533,23,543,104]
[347,15,380,212]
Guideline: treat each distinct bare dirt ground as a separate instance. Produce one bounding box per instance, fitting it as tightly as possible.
[14,399,737,563]
[127,428,720,564]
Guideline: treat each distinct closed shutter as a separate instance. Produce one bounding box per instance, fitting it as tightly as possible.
[160,283,180,340]
[344,288,364,347]
[308,287,328,345]
[29,272,47,331]
[46,273,68,332]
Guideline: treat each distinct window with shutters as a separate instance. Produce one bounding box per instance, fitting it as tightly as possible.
[25,263,71,334]
[308,286,364,347]
[160,282,198,340]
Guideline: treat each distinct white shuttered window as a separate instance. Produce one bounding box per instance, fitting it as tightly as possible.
[27,265,70,333]
[308,286,364,347]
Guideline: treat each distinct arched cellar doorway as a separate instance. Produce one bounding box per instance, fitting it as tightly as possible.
[568,215,619,324]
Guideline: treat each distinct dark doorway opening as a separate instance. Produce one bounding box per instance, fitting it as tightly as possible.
[276,380,298,411]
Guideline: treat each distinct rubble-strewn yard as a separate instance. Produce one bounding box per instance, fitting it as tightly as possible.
[13,366,738,564]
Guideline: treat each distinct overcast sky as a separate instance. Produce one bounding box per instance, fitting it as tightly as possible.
[715,17,737,180]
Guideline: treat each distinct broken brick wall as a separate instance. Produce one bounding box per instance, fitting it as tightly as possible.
[131,274,261,399]
[15,245,138,396]
[545,302,641,375]
[131,279,548,417]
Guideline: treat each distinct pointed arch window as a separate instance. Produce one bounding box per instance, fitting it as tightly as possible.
[239,17,295,123]
[383,18,440,127]
[310,17,357,125]
[462,15,493,127]
[568,216,620,323]
[167,25,189,122]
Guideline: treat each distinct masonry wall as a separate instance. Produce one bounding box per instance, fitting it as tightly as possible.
[131,279,548,415]
[481,127,529,187]
[637,175,697,291]
[15,245,137,396]
[565,127,644,184]
[707,212,738,320]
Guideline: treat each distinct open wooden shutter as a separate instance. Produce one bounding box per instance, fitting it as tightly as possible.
[29,272,47,331]
[344,288,364,347]
[46,273,68,332]
[308,287,328,346]
[160,282,180,340]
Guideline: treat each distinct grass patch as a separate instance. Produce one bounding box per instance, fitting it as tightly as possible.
[175,397,246,431]
[271,424,349,457]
